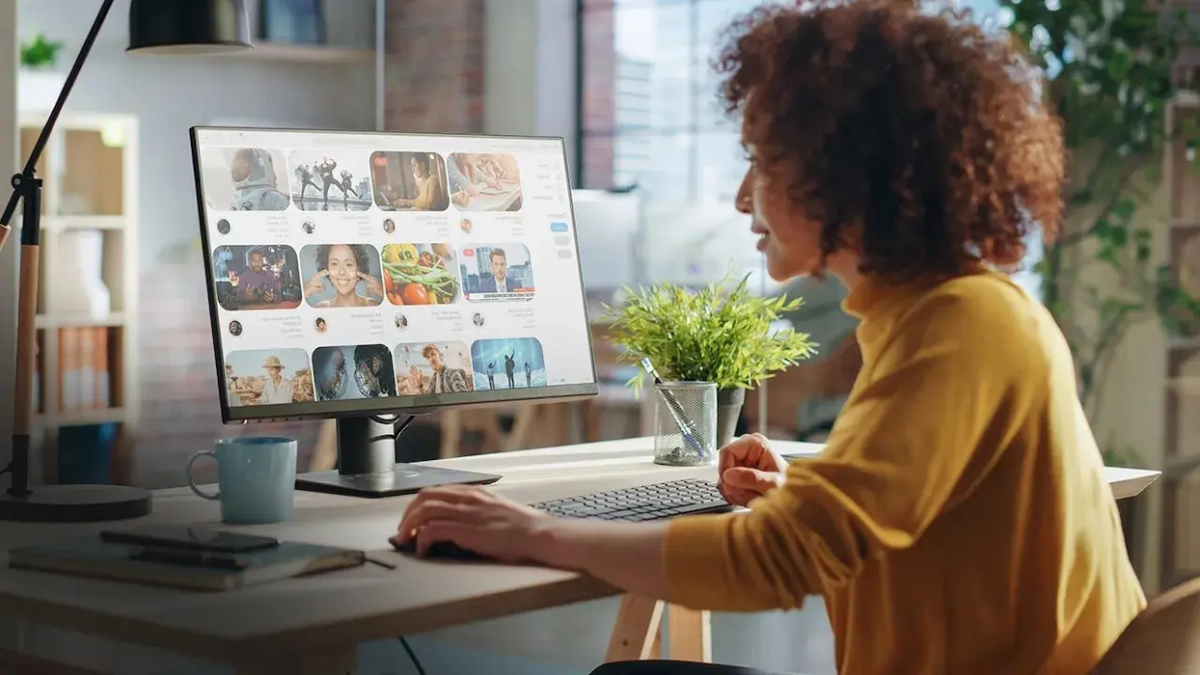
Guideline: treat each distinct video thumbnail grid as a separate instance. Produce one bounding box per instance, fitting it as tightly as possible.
[198,148,524,214]
[225,337,548,406]
[210,242,538,312]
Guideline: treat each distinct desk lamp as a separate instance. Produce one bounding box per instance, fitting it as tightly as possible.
[0,0,252,522]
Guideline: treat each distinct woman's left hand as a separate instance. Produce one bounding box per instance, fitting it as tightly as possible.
[392,485,555,564]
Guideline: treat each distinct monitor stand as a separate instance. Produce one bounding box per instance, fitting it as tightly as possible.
[294,416,502,498]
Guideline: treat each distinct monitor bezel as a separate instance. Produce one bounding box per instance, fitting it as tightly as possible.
[189,125,600,425]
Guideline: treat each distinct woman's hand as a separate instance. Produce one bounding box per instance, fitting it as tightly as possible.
[718,433,788,507]
[359,272,385,300]
[393,485,554,564]
[303,270,328,298]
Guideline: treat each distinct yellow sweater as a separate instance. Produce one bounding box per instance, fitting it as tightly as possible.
[663,269,1146,674]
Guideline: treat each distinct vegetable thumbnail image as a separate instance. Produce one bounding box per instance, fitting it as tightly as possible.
[381,243,462,306]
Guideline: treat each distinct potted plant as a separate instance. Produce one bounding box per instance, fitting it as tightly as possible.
[601,273,817,449]
[19,32,65,113]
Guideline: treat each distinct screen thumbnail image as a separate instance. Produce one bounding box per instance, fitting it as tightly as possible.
[299,243,386,309]
[199,146,290,212]
[287,149,372,212]
[224,348,314,406]
[370,151,450,212]
[459,243,535,300]
[381,243,461,306]
[446,153,522,212]
[470,337,546,390]
[394,341,474,395]
[311,344,397,401]
[212,244,303,311]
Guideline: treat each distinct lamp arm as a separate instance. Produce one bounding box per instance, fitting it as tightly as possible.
[2,0,114,496]
[0,0,115,243]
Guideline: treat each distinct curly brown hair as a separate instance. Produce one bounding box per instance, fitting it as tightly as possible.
[715,0,1064,282]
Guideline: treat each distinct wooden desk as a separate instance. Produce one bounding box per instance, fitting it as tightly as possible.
[0,439,1162,674]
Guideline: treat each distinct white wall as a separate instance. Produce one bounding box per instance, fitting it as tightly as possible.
[16,0,377,265]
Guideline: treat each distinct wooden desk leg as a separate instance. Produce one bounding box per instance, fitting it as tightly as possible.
[440,409,462,458]
[604,593,664,662]
[234,647,356,675]
[667,605,712,663]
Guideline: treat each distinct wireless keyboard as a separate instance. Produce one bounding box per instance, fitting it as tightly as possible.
[529,478,733,522]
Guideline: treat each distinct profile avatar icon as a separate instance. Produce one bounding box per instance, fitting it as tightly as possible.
[383,218,395,234]
[228,320,243,336]
[472,312,484,327]
[216,219,231,235]
[395,314,408,330]
[315,317,327,333]
[302,219,315,235]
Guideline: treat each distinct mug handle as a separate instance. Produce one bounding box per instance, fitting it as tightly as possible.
[186,451,220,501]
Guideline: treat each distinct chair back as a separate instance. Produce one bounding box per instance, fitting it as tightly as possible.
[1091,576,1200,674]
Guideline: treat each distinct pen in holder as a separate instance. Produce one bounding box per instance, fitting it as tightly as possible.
[650,380,717,467]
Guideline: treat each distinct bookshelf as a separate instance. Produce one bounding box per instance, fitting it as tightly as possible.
[17,111,139,486]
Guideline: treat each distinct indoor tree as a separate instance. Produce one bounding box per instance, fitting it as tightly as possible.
[999,0,1200,465]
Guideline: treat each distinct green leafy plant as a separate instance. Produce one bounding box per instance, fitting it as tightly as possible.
[1000,0,1200,466]
[600,273,817,395]
[20,32,63,69]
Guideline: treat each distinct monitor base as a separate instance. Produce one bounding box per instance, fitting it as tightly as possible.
[295,464,501,498]
[295,415,500,498]
[0,484,152,522]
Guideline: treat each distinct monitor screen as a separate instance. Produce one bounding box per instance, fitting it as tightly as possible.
[189,127,597,423]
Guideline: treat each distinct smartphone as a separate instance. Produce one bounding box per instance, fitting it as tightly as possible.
[99,525,280,553]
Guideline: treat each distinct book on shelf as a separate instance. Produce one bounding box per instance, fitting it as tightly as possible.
[57,326,111,413]
[8,535,367,592]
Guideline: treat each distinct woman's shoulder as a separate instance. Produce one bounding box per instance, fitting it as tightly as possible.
[894,270,1059,363]
[919,270,1043,321]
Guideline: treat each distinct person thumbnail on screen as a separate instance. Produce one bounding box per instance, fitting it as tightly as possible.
[224,348,314,406]
[446,153,522,212]
[311,344,396,401]
[394,341,474,395]
[381,243,461,306]
[199,146,290,212]
[287,149,371,212]
[470,337,546,391]
[370,151,450,211]
[299,243,386,308]
[459,243,535,301]
[212,244,303,311]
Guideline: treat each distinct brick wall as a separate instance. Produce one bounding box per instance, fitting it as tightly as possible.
[383,0,485,133]
[579,0,616,188]
[134,245,320,489]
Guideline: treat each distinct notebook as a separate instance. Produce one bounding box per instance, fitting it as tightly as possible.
[8,535,366,592]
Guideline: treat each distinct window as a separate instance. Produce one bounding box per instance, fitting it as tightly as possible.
[577,0,1042,296]
[579,0,761,205]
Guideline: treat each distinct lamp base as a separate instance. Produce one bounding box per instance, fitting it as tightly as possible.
[0,484,152,522]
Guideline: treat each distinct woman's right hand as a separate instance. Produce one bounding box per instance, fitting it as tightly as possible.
[717,433,788,507]
[304,271,328,297]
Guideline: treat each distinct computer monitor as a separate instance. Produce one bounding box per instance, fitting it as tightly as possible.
[189,127,598,497]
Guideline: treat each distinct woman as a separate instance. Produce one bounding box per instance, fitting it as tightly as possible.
[393,2,1146,673]
[304,244,384,308]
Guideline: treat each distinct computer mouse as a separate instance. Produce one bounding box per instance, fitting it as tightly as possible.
[389,536,492,562]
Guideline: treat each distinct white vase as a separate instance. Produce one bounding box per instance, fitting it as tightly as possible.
[55,231,111,319]
[18,68,67,113]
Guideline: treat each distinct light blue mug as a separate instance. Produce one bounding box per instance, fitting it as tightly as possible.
[186,436,297,524]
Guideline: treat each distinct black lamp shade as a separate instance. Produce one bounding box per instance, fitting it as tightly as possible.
[127,0,252,55]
